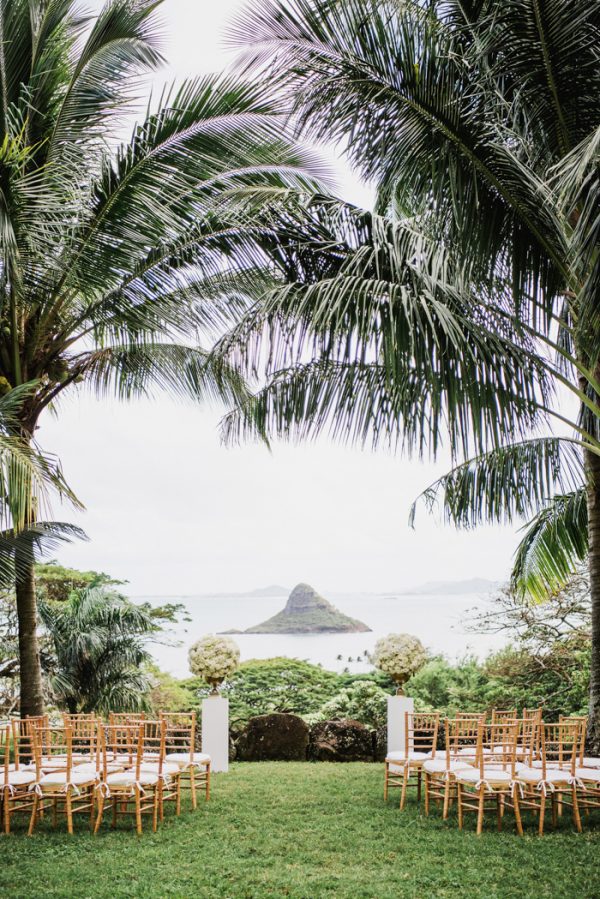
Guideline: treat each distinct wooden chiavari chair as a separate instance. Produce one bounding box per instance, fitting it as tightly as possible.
[137,720,181,820]
[560,715,600,770]
[161,712,211,807]
[455,720,522,835]
[384,713,439,808]
[1,723,36,833]
[28,725,97,835]
[423,717,478,819]
[513,720,582,834]
[94,724,160,835]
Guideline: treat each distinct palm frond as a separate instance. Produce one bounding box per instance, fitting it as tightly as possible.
[511,490,589,601]
[410,437,584,527]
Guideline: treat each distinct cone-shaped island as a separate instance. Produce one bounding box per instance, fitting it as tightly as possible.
[226,583,371,634]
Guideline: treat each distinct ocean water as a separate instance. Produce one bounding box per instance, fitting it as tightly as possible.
[132,591,507,679]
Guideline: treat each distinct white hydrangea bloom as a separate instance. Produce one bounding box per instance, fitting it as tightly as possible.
[372,633,427,683]
[188,635,240,684]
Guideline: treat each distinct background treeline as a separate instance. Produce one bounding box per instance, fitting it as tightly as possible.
[0,563,590,727]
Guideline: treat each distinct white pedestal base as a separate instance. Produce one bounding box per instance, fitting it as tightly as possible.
[387,695,415,755]
[202,696,229,773]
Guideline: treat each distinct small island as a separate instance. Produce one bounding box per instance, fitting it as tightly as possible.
[225,583,371,634]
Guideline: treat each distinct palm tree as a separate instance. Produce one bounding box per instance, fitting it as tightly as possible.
[222,1,600,746]
[40,584,157,713]
[0,0,324,716]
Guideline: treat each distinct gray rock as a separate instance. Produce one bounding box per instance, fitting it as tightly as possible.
[308,718,374,762]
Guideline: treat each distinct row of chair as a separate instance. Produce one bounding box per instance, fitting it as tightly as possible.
[1,711,211,835]
[384,709,600,835]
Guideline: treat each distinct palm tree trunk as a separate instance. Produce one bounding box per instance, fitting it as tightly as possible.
[586,448,600,752]
[16,562,45,716]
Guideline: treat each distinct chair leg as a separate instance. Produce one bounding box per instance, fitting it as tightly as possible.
[424,774,430,816]
[400,766,408,810]
[3,790,10,834]
[513,790,524,837]
[152,788,159,833]
[190,768,197,810]
[94,792,105,835]
[205,765,210,802]
[572,787,582,833]
[496,794,502,832]
[417,769,422,803]
[538,796,546,836]
[135,789,142,836]
[443,779,451,820]
[65,790,73,835]
[89,787,95,829]
[176,776,181,816]
[384,762,389,800]
[457,783,463,830]
[476,788,485,835]
[158,780,164,823]
[28,794,39,837]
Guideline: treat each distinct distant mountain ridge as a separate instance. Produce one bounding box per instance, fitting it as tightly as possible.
[224,583,371,634]
[396,577,499,596]
[241,584,289,597]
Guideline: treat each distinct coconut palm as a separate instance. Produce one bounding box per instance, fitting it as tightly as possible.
[0,0,326,716]
[222,0,600,745]
[40,584,157,713]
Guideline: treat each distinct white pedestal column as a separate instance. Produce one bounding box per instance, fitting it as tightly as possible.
[387,695,414,755]
[202,696,229,773]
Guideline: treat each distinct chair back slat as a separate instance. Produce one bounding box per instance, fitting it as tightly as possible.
[490,709,517,725]
[101,724,144,780]
[479,721,519,776]
[160,711,196,760]
[404,712,439,758]
[444,716,482,763]
[539,721,579,778]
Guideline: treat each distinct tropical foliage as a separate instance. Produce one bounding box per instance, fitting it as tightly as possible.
[0,0,325,714]
[39,585,156,713]
[222,0,600,746]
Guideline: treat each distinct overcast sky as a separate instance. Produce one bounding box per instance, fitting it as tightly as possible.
[41,0,523,597]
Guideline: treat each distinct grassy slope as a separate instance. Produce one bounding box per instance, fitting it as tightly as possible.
[1,762,599,898]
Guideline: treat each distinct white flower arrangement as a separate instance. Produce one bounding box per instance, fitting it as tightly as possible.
[372,633,427,694]
[188,635,240,693]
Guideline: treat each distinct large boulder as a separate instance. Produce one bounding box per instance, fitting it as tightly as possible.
[309,719,374,762]
[235,713,309,761]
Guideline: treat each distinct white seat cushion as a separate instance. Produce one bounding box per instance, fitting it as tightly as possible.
[581,757,600,769]
[39,771,97,789]
[457,747,491,757]
[574,767,600,783]
[423,758,472,774]
[3,770,36,787]
[105,771,159,788]
[165,752,211,768]
[74,763,112,776]
[484,762,526,773]
[456,767,511,785]
[139,761,180,776]
[386,751,431,761]
[515,767,571,785]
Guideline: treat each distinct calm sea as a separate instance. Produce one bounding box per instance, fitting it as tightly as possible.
[131,591,507,679]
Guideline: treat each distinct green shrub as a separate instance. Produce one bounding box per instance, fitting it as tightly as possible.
[319,680,389,727]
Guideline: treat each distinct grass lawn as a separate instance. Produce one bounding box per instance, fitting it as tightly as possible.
[1,762,599,899]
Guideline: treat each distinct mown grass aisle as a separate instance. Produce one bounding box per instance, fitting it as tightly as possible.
[1,763,599,898]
